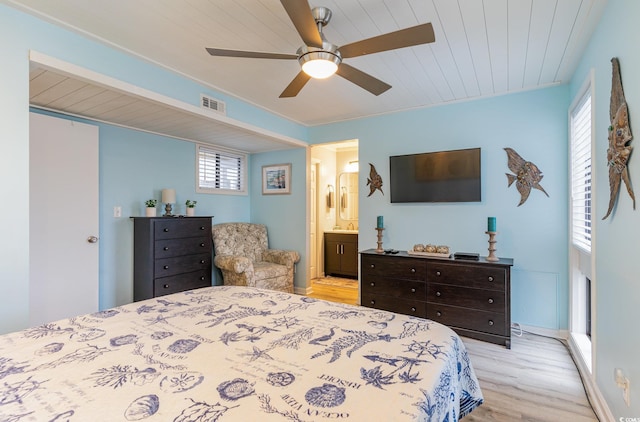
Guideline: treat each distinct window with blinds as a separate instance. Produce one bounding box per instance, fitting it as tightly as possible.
[196,144,246,194]
[570,91,592,252]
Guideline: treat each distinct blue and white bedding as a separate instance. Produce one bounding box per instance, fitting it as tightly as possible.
[0,286,483,421]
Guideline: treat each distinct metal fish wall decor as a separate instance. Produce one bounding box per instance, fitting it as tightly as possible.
[603,57,635,220]
[366,163,384,197]
[504,148,549,206]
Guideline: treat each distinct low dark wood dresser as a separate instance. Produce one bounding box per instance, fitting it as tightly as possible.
[131,216,213,301]
[360,249,513,348]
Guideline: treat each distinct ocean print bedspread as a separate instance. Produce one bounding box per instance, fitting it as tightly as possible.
[0,286,483,421]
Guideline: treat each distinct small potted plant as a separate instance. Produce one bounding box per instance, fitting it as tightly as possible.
[185,199,197,216]
[145,199,158,217]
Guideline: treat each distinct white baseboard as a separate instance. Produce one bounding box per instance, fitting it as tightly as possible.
[567,335,615,422]
[294,286,313,295]
[512,322,568,340]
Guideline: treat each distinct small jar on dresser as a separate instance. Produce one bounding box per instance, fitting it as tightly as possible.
[131,216,213,301]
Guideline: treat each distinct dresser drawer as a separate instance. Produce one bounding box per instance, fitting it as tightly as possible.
[427,283,505,311]
[154,218,211,240]
[362,275,426,300]
[155,237,211,259]
[154,270,211,297]
[361,255,426,280]
[361,294,427,318]
[427,303,506,336]
[427,262,506,291]
[154,253,211,277]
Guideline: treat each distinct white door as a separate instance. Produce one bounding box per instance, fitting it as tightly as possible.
[29,112,99,326]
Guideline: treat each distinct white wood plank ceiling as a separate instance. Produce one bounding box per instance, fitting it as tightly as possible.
[28,63,305,153]
[7,0,607,147]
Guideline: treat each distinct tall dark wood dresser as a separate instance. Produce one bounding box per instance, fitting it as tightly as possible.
[131,216,213,301]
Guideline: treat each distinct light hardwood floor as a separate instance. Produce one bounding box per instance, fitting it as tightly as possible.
[462,333,598,421]
[308,277,358,305]
[308,280,599,421]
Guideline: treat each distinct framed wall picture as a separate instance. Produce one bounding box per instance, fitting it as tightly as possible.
[262,163,291,195]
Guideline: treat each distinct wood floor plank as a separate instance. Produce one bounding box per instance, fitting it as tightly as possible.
[306,281,598,421]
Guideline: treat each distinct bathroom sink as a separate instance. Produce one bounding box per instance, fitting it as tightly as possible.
[326,229,358,233]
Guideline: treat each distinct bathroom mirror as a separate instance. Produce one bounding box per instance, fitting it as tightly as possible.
[339,172,358,221]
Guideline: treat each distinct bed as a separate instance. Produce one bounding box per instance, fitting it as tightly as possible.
[0,286,483,421]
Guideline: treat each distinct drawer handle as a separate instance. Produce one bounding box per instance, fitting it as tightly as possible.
[200,260,206,264]
[410,288,416,293]
[370,300,375,305]
[436,311,442,317]
[163,247,169,251]
[200,226,206,230]
[163,265,169,269]
[163,228,169,232]
[488,276,494,282]
[488,320,494,326]
[436,271,441,276]
[410,268,416,273]
[436,291,441,297]
[488,298,494,304]
[200,276,206,281]
[370,282,375,287]
[163,284,169,288]
[200,243,206,247]
[411,307,416,312]
[370,264,375,269]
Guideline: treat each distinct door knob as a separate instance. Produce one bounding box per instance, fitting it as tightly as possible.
[87,236,98,243]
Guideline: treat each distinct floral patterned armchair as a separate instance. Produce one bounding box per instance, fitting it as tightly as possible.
[212,223,300,293]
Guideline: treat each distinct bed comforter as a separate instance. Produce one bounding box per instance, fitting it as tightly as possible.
[0,286,482,421]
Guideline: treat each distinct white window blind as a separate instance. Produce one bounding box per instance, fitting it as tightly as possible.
[570,91,592,252]
[197,144,246,193]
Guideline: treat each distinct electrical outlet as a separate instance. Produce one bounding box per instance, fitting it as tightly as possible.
[114,206,122,218]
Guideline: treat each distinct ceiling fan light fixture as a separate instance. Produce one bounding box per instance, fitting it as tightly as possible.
[298,50,341,79]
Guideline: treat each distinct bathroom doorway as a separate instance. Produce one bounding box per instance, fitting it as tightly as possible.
[309,140,359,298]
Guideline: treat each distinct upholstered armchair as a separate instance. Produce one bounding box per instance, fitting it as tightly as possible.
[212,223,300,293]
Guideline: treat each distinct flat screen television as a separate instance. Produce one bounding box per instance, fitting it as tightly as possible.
[389,147,481,203]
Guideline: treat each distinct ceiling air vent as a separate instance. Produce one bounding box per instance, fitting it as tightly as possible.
[200,94,226,115]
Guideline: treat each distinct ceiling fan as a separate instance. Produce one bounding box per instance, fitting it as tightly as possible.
[205,0,435,98]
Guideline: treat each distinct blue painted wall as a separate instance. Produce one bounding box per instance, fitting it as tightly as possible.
[250,148,309,288]
[310,86,570,331]
[569,0,640,417]
[0,6,30,334]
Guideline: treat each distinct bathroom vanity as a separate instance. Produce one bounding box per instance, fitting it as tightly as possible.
[324,231,358,278]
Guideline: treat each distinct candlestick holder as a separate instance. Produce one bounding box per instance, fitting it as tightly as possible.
[375,228,384,253]
[485,231,499,261]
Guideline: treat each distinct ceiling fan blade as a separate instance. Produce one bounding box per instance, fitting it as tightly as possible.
[280,0,323,48]
[339,23,435,58]
[279,71,312,98]
[336,63,391,96]
[206,47,297,60]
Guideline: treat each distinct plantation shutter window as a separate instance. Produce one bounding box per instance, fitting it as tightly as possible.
[570,91,592,253]
[197,144,246,194]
